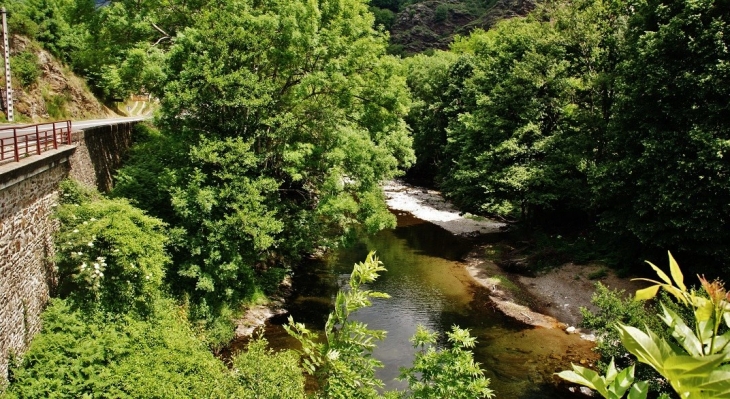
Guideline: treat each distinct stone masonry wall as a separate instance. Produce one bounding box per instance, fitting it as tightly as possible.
[69,122,135,192]
[0,153,70,382]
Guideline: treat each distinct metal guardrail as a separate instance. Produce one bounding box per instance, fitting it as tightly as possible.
[0,120,72,163]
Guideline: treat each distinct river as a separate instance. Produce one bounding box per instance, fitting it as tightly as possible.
[231,212,595,398]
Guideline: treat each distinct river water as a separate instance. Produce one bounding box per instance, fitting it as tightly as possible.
[235,212,595,398]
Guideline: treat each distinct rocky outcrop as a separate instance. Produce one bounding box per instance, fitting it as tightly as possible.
[390,0,537,54]
[8,35,112,122]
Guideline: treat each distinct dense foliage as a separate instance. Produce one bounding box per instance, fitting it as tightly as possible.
[404,0,730,271]
[55,180,169,314]
[2,299,307,399]
[112,0,414,322]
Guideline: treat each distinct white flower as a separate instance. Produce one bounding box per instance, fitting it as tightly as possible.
[94,263,100,270]
[145,275,150,280]
[83,221,88,225]
[80,262,87,270]
[87,242,94,247]
[90,218,97,222]
[72,229,79,233]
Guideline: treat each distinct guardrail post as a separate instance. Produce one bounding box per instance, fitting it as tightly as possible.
[52,122,57,149]
[12,127,18,161]
[35,124,41,155]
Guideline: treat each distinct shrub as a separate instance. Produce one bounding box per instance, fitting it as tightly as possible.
[10,51,41,87]
[563,253,730,398]
[232,336,306,399]
[55,180,170,315]
[580,282,671,394]
[433,4,449,22]
[370,6,396,30]
[3,299,241,399]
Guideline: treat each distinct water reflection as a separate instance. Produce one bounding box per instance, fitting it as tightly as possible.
[237,212,593,398]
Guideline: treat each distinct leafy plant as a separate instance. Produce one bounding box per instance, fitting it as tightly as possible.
[3,299,241,399]
[558,359,649,399]
[433,4,449,22]
[55,180,169,315]
[399,325,494,399]
[285,251,390,398]
[561,252,730,398]
[10,51,41,87]
[231,336,306,399]
[579,282,670,394]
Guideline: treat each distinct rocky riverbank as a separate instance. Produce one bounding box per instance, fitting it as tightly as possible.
[383,179,647,334]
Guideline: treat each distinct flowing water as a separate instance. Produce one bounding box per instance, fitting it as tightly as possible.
[232,213,595,398]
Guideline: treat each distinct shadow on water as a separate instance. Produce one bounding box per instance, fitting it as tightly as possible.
[230,212,594,398]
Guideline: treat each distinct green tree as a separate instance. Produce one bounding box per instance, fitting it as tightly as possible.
[402,50,464,184]
[158,0,414,317]
[590,0,730,270]
[442,19,584,219]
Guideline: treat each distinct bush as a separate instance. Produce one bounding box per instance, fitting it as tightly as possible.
[433,4,449,22]
[370,6,396,30]
[43,92,68,119]
[3,299,241,399]
[232,337,306,399]
[55,180,170,315]
[10,51,41,87]
[580,283,673,394]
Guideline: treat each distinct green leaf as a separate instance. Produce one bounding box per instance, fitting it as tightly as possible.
[557,364,608,396]
[634,285,660,301]
[659,304,703,356]
[627,381,649,399]
[609,365,635,398]
[668,252,685,291]
[646,261,672,286]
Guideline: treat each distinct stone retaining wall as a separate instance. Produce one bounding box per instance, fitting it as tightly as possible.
[69,122,135,192]
[0,151,70,381]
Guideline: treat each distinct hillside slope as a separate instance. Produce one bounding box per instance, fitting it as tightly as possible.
[3,35,116,123]
[389,0,535,54]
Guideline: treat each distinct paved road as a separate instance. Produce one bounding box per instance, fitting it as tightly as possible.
[0,115,151,140]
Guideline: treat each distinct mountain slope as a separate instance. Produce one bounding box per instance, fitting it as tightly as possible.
[388,0,536,54]
[4,35,115,123]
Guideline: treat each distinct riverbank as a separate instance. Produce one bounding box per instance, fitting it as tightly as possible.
[383,180,505,235]
[383,179,646,333]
